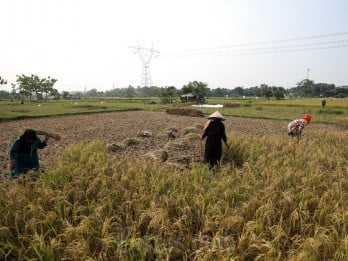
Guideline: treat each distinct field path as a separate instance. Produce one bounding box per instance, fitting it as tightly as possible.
[0,111,341,175]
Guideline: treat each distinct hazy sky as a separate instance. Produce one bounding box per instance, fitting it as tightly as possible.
[1,0,347,92]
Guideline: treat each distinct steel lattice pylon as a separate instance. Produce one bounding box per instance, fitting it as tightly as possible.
[129,43,159,87]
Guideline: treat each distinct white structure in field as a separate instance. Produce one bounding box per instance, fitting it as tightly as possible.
[192,104,224,108]
[129,43,160,87]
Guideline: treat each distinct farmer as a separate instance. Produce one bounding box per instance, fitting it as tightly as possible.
[9,129,49,178]
[287,114,312,137]
[321,99,326,108]
[202,111,227,168]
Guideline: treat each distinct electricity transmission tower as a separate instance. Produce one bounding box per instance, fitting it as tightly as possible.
[129,43,160,87]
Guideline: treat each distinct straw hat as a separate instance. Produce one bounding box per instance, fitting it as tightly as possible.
[302,114,312,123]
[207,111,225,121]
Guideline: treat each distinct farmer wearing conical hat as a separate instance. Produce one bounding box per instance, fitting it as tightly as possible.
[202,111,227,168]
[287,114,312,137]
[9,129,49,178]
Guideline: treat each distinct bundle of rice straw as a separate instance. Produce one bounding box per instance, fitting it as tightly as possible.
[19,128,61,141]
[35,130,61,141]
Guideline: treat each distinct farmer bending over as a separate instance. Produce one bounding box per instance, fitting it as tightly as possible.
[287,114,312,137]
[9,129,49,178]
[202,111,227,168]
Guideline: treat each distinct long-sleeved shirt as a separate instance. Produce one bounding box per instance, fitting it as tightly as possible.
[202,119,227,167]
[287,119,307,134]
[9,137,47,177]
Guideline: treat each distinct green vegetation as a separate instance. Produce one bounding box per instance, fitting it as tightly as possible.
[201,98,348,124]
[198,105,346,124]
[207,97,348,108]
[0,128,347,260]
[0,76,7,85]
[16,74,58,102]
[182,81,209,104]
[0,99,167,121]
[1,98,347,123]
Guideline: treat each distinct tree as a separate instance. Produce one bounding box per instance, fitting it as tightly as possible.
[273,88,285,100]
[232,87,244,97]
[16,74,57,102]
[209,87,232,97]
[296,79,315,97]
[11,83,17,101]
[42,76,58,99]
[159,86,176,104]
[0,76,7,85]
[49,88,60,99]
[86,88,98,97]
[62,91,70,99]
[126,85,136,98]
[17,75,33,103]
[0,90,11,99]
[260,84,273,99]
[0,76,8,100]
[182,81,209,104]
[288,79,347,98]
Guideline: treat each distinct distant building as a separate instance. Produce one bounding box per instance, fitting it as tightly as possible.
[180,93,196,102]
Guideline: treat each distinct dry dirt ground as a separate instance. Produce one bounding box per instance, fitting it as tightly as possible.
[0,111,341,176]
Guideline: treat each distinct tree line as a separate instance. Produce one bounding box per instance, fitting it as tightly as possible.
[0,74,347,103]
[0,74,59,103]
[82,80,348,101]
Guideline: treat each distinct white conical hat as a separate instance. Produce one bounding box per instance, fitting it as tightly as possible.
[207,110,225,120]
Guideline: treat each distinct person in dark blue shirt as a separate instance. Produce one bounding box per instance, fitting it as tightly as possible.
[9,129,48,178]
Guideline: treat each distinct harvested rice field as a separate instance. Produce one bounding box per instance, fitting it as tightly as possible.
[0,110,341,176]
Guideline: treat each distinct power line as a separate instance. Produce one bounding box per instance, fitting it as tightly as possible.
[174,39,348,55]
[163,44,348,58]
[162,32,348,58]
[176,32,348,52]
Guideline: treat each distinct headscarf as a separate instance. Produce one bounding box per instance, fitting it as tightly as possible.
[302,114,312,123]
[19,129,37,153]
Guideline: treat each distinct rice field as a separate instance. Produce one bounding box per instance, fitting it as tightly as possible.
[0,109,347,260]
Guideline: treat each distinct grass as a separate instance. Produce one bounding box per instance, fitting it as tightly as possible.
[0,99,167,121]
[1,98,347,123]
[199,97,348,124]
[0,126,347,260]
[198,105,347,124]
[208,97,348,108]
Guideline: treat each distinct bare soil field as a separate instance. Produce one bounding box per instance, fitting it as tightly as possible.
[0,111,342,175]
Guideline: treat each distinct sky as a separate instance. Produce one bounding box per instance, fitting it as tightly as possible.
[1,0,348,92]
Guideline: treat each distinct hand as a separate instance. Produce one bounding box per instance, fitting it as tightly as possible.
[10,161,15,171]
[43,135,49,143]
